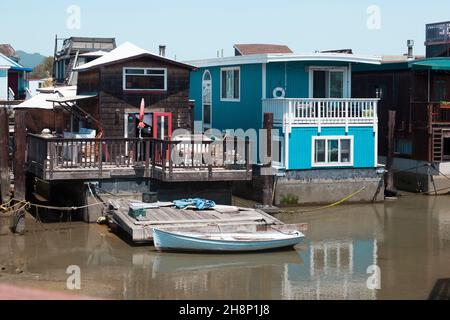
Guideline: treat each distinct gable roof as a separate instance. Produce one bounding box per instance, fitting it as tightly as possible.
[234,44,293,56]
[0,52,32,71]
[74,42,196,71]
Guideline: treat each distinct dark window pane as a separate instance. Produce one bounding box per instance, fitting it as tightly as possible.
[221,70,227,98]
[126,69,145,75]
[329,72,344,98]
[328,139,339,162]
[315,140,326,163]
[203,104,211,125]
[340,139,351,163]
[126,75,165,90]
[313,71,326,98]
[147,69,165,75]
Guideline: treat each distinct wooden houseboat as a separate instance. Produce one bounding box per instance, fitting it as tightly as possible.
[22,42,252,222]
[53,36,117,86]
[0,45,32,102]
[352,22,450,193]
[187,45,384,205]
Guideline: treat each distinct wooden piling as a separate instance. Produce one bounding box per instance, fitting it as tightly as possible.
[13,109,27,200]
[262,113,274,206]
[0,108,10,203]
[386,110,396,193]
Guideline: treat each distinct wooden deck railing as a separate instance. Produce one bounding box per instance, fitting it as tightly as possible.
[411,102,450,129]
[26,134,252,181]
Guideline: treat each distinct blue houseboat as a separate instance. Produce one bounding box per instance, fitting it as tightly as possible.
[188,45,384,205]
[0,49,32,101]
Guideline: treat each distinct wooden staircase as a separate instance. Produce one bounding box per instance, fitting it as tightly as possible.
[64,50,79,85]
[432,128,443,163]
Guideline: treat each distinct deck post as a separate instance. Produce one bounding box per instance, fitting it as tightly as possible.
[0,108,10,203]
[245,138,251,178]
[262,113,274,206]
[386,110,397,193]
[162,141,167,180]
[169,142,173,179]
[13,110,27,200]
[145,140,150,178]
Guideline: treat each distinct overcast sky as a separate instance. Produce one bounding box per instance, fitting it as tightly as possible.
[2,0,450,60]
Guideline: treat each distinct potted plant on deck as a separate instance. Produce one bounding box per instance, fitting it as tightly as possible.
[439,101,450,109]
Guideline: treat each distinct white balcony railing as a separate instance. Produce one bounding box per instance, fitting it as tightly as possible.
[262,98,378,128]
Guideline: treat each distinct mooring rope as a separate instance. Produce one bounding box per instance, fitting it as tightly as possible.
[0,199,107,213]
[280,185,369,214]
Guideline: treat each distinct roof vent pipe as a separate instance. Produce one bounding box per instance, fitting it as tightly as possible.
[159,45,166,57]
[407,40,414,60]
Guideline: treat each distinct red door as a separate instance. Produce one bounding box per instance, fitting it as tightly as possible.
[153,112,172,162]
[153,112,172,140]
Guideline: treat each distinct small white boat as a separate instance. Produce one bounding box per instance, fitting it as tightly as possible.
[153,227,304,253]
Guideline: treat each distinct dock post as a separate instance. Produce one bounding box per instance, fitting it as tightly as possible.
[0,108,10,203]
[386,110,397,194]
[14,109,27,200]
[262,113,274,206]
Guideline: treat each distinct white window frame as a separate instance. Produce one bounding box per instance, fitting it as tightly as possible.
[122,67,167,91]
[308,66,349,98]
[220,66,240,102]
[202,70,212,129]
[311,135,354,167]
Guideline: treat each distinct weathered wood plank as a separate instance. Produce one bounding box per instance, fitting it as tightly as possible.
[14,110,27,200]
[0,108,10,203]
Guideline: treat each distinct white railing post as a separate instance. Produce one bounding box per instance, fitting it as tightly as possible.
[317,100,322,134]
[345,100,349,133]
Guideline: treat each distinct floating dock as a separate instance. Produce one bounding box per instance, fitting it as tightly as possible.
[109,199,289,243]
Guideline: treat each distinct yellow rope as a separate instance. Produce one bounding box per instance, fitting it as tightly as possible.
[281,185,368,214]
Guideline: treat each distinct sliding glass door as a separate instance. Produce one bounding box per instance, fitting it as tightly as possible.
[310,68,348,98]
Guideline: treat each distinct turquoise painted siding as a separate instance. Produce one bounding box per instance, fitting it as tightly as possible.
[188,60,376,169]
[189,60,352,132]
[266,61,350,99]
[288,126,375,170]
[190,64,262,132]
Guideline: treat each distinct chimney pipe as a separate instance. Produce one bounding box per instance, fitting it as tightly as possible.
[159,45,166,57]
[407,40,414,60]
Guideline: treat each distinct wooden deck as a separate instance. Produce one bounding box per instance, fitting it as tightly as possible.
[26,134,252,182]
[110,200,287,243]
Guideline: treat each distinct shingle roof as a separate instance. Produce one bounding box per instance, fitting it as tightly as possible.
[74,42,196,71]
[234,44,293,56]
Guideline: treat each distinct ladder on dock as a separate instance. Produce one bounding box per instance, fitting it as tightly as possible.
[432,128,443,163]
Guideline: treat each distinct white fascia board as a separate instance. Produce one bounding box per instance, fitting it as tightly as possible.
[185,53,382,68]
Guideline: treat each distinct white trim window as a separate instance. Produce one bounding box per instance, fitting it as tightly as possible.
[312,136,354,167]
[123,67,167,91]
[308,66,349,98]
[220,67,240,101]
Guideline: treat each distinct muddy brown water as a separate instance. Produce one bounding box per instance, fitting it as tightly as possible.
[0,195,449,300]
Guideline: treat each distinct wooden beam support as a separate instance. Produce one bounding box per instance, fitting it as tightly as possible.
[262,113,274,206]
[386,110,396,193]
[14,110,27,200]
[0,108,10,203]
